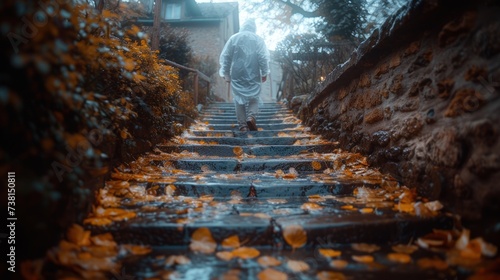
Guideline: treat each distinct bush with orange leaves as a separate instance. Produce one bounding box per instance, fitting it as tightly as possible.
[0,0,196,261]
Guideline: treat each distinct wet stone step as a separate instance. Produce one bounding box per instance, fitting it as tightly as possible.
[205,102,285,109]
[152,158,335,172]
[207,123,300,131]
[87,195,453,246]
[200,118,286,125]
[120,244,464,280]
[202,108,291,113]
[200,112,293,118]
[157,144,336,157]
[140,180,379,198]
[188,130,310,138]
[181,136,313,145]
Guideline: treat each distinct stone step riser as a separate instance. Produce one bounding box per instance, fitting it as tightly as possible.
[188,130,307,137]
[179,136,312,145]
[141,182,374,197]
[152,159,334,172]
[157,144,336,157]
[199,119,288,125]
[91,215,452,247]
[207,123,299,130]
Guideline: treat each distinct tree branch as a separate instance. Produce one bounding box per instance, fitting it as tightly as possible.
[276,0,320,18]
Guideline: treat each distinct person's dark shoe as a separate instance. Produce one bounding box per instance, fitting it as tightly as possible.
[246,117,258,131]
[239,126,249,132]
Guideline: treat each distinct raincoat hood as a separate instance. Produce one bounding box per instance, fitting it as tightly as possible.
[241,18,256,33]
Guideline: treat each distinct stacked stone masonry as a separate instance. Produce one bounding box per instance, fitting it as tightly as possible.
[298,0,500,222]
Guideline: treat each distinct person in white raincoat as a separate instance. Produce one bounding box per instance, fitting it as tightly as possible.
[219,18,270,131]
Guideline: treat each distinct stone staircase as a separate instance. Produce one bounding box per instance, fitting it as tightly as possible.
[47,102,496,280]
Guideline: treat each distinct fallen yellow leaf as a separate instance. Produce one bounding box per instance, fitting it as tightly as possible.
[318,248,342,258]
[232,247,260,259]
[257,268,287,280]
[283,225,307,250]
[287,260,310,272]
[359,207,374,214]
[257,256,282,267]
[391,244,418,254]
[301,202,323,211]
[352,255,374,263]
[417,257,448,270]
[216,251,234,261]
[222,235,240,249]
[387,253,412,264]
[311,161,322,170]
[352,243,380,253]
[165,255,191,266]
[66,224,91,246]
[189,227,217,254]
[330,259,349,269]
[317,271,347,280]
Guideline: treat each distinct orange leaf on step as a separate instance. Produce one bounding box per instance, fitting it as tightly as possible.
[189,227,217,254]
[387,253,412,264]
[222,235,240,249]
[257,268,287,280]
[257,256,282,267]
[66,224,91,246]
[318,248,342,258]
[232,247,260,259]
[216,251,234,261]
[287,260,310,272]
[283,225,307,249]
[301,202,323,211]
[317,271,347,280]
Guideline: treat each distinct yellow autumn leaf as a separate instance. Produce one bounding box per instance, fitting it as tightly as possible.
[233,146,244,156]
[232,247,260,259]
[222,235,240,249]
[83,217,113,226]
[283,225,307,249]
[317,271,347,280]
[352,255,374,263]
[352,243,380,253]
[330,259,349,269]
[287,260,310,272]
[359,207,374,214]
[189,227,217,254]
[122,244,152,255]
[391,244,418,254]
[340,205,355,210]
[90,233,116,247]
[165,184,176,196]
[311,161,322,170]
[216,251,234,261]
[165,255,191,266]
[417,257,448,270]
[387,253,412,264]
[318,248,342,258]
[257,256,282,267]
[66,224,91,246]
[301,202,323,211]
[257,268,287,280]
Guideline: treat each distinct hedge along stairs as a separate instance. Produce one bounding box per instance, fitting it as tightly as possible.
[44,102,498,279]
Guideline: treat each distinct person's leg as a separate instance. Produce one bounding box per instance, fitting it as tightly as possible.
[246,97,259,131]
[234,100,248,131]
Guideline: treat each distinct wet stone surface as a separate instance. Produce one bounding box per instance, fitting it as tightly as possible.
[46,102,498,279]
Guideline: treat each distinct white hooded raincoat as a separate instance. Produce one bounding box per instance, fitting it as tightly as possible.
[219,19,270,105]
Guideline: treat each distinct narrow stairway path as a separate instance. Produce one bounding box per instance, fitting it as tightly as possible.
[46,102,497,280]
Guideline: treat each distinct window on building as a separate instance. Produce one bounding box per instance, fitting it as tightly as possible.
[163,2,181,19]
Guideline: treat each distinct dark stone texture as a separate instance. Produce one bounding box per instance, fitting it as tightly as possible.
[297,0,500,221]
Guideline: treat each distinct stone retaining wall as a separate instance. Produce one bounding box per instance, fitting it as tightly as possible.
[298,0,500,220]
